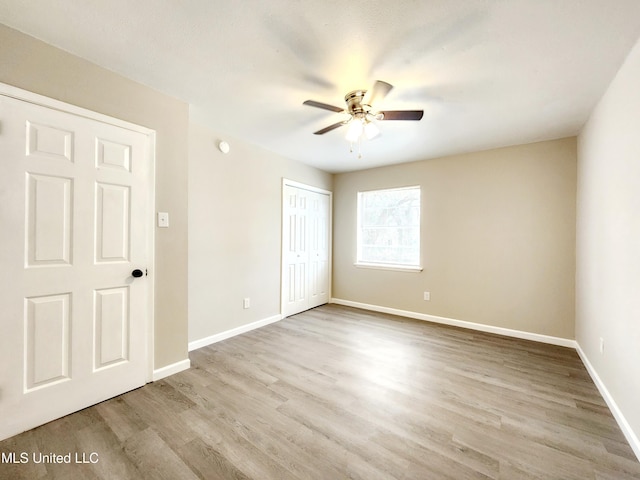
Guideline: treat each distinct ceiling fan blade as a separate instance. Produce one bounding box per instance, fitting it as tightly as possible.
[379,110,424,121]
[363,80,393,106]
[303,100,344,113]
[314,121,346,135]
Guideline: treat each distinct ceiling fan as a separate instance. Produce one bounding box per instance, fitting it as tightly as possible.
[303,80,424,142]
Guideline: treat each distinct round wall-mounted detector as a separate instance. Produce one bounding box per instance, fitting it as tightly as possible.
[218,141,230,154]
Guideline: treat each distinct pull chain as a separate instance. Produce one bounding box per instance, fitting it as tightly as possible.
[348,138,364,159]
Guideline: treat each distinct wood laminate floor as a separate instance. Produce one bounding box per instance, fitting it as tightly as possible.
[1,304,639,479]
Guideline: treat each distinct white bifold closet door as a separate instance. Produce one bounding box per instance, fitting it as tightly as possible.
[282,182,331,317]
[0,90,153,441]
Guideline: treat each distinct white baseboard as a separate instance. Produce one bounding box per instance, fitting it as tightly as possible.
[330,298,576,348]
[152,358,191,382]
[575,344,640,461]
[188,314,283,352]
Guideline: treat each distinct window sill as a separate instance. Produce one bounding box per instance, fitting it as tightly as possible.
[354,262,423,273]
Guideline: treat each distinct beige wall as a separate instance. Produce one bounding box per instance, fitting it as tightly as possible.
[333,138,577,339]
[188,121,332,343]
[577,35,640,448]
[0,25,189,369]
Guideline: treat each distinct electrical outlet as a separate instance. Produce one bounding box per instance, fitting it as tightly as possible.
[423,291,430,301]
[243,298,250,309]
[157,212,169,228]
[599,337,604,354]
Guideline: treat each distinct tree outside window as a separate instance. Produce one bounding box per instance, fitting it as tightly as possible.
[357,186,421,268]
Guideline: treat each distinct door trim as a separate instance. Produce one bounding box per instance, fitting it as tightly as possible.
[0,82,156,383]
[281,178,333,317]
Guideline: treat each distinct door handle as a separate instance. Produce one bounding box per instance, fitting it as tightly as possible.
[132,269,144,278]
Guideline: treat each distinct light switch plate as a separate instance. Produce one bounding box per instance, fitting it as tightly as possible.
[157,212,169,228]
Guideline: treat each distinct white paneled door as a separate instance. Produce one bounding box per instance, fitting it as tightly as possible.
[282,182,331,317]
[308,191,330,308]
[0,91,153,441]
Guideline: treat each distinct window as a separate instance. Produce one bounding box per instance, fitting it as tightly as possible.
[356,186,421,270]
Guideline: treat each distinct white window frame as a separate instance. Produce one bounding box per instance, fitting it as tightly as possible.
[355,185,422,272]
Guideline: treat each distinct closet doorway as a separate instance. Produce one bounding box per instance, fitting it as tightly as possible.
[281,180,331,317]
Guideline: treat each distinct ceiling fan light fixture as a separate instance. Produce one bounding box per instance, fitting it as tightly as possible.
[345,118,364,142]
[303,80,423,155]
[364,121,380,140]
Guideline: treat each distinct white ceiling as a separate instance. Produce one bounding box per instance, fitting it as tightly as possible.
[2,1,640,173]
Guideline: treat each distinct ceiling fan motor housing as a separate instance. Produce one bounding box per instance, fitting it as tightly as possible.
[345,89,371,118]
